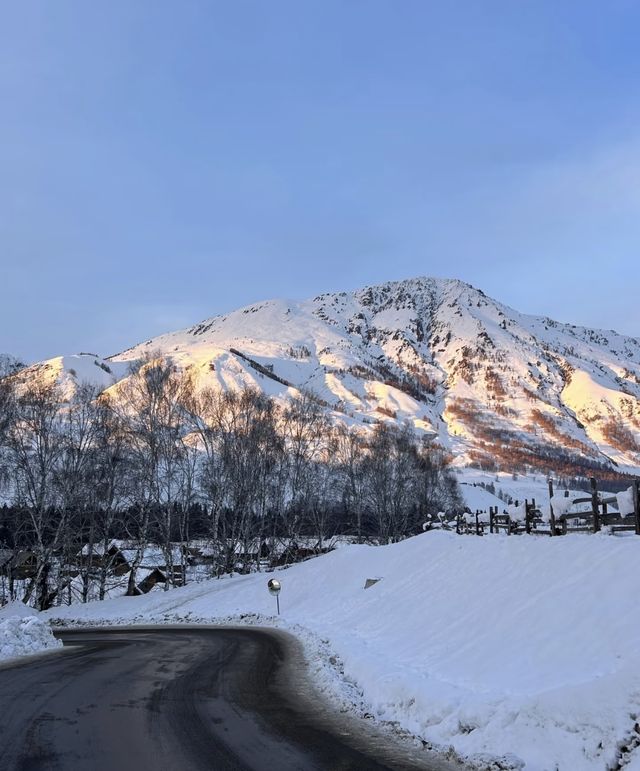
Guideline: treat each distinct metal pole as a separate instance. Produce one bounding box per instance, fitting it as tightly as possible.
[276,594,280,615]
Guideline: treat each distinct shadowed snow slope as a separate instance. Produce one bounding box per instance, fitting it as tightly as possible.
[46,531,640,770]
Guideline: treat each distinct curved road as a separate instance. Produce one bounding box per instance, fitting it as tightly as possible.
[0,627,456,771]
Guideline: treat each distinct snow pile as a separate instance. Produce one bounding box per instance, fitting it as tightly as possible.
[617,487,636,518]
[506,501,526,521]
[0,600,40,620]
[549,494,574,519]
[0,605,62,661]
[46,532,640,770]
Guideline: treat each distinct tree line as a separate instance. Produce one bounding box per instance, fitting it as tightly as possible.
[0,356,461,608]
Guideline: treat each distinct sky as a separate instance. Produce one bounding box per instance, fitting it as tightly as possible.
[1,1,640,363]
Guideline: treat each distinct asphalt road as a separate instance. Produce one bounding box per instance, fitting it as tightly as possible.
[0,627,459,771]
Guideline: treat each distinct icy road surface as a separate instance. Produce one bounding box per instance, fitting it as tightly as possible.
[0,627,458,771]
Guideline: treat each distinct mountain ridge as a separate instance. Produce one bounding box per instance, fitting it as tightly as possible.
[16,276,640,476]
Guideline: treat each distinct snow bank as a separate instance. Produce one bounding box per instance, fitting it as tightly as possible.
[45,532,640,770]
[0,600,40,620]
[0,615,62,662]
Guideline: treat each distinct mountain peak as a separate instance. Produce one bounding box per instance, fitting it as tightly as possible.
[17,278,640,477]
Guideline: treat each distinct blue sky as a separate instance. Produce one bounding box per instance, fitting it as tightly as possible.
[1,1,640,361]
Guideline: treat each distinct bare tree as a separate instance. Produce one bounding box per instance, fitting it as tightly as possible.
[114,355,189,592]
[333,423,367,541]
[280,391,329,543]
[216,389,281,573]
[0,356,463,607]
[52,383,104,605]
[0,366,17,494]
[7,380,65,608]
[179,381,228,574]
[361,423,421,543]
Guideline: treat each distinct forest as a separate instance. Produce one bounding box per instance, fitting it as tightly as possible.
[0,356,461,609]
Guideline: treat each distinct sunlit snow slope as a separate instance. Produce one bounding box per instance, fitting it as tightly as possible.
[21,278,640,473]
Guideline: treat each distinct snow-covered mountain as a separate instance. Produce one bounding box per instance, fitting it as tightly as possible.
[17,277,640,475]
[0,354,25,376]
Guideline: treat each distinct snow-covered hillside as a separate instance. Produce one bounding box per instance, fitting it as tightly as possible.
[12,353,130,399]
[45,530,640,771]
[19,277,640,474]
[0,353,25,376]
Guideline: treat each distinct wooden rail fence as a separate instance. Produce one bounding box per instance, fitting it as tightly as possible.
[444,477,640,537]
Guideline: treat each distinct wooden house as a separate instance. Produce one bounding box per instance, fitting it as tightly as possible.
[6,551,38,580]
[133,568,169,595]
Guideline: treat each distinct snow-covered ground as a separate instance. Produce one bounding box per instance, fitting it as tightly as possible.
[456,468,623,515]
[0,601,62,662]
[458,470,560,510]
[39,530,640,771]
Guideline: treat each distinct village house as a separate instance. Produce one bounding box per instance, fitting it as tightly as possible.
[77,541,187,594]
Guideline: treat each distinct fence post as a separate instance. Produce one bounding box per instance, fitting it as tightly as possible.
[591,477,600,533]
[548,479,555,536]
[525,499,531,534]
[532,498,537,533]
[634,480,640,536]
[489,506,495,534]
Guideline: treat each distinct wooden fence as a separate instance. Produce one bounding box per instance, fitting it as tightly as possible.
[449,477,640,537]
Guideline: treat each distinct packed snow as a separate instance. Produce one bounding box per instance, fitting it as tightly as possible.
[0,602,62,662]
[44,530,640,771]
[618,486,636,517]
